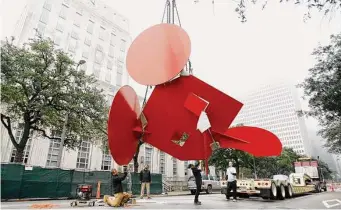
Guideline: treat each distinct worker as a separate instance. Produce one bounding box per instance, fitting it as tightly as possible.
[188,161,202,205]
[140,165,152,199]
[226,161,237,202]
[105,166,131,207]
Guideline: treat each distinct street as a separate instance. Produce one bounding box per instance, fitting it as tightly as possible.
[1,192,341,209]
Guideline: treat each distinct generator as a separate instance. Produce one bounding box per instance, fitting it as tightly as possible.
[70,184,96,207]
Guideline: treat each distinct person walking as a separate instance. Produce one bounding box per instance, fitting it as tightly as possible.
[188,161,202,205]
[140,165,152,199]
[226,161,237,202]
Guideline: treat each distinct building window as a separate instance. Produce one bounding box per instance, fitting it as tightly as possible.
[173,158,177,176]
[54,35,61,46]
[63,0,71,6]
[99,26,107,41]
[87,20,95,34]
[76,140,91,169]
[107,59,113,70]
[184,161,188,174]
[159,152,165,175]
[43,0,52,11]
[82,49,89,59]
[95,47,104,64]
[110,33,116,46]
[117,64,123,74]
[105,71,111,83]
[10,123,32,164]
[145,147,153,168]
[116,72,122,87]
[93,63,101,78]
[68,39,77,53]
[40,8,50,24]
[46,130,62,167]
[59,5,68,19]
[120,39,126,52]
[36,23,46,36]
[74,13,81,27]
[84,36,92,46]
[56,20,64,32]
[101,151,112,171]
[71,30,79,40]
[108,46,114,58]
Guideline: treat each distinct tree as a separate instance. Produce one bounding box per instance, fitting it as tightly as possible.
[297,33,341,154]
[231,0,341,22]
[209,148,253,178]
[253,148,302,178]
[1,36,108,163]
[209,147,302,178]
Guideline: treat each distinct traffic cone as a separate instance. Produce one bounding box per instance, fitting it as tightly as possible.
[96,181,101,199]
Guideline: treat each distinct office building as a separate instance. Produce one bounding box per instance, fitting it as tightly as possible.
[0,0,188,178]
[233,81,312,156]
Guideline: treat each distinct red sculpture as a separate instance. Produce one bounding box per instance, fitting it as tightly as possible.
[108,24,282,166]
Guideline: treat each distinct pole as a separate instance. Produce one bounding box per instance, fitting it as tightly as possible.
[253,157,257,179]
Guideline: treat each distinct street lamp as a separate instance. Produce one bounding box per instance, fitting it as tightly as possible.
[56,60,87,168]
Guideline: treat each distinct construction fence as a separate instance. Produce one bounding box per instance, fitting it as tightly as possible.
[1,164,162,200]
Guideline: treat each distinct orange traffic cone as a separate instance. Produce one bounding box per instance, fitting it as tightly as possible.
[96,181,101,199]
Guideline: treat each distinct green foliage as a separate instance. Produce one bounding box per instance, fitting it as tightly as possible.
[297,33,341,154]
[209,147,303,178]
[1,36,108,162]
[232,0,340,22]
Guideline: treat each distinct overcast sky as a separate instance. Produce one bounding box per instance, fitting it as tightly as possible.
[1,0,341,153]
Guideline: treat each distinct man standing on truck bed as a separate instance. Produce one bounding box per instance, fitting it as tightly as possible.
[226,161,237,202]
[188,161,202,205]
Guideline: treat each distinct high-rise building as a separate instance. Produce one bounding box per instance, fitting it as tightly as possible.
[1,0,131,169]
[1,0,189,178]
[233,81,312,156]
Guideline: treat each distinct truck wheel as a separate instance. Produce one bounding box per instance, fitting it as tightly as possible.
[277,184,286,200]
[206,185,212,194]
[315,184,321,193]
[285,185,293,198]
[191,190,196,195]
[270,182,277,200]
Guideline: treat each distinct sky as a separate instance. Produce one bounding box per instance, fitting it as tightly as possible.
[1,0,340,161]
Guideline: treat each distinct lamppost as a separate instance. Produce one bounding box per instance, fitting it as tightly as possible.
[56,60,86,168]
[127,165,132,194]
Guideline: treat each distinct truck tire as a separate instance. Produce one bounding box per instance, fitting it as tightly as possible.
[261,182,277,200]
[191,190,196,195]
[206,185,212,194]
[270,182,278,200]
[285,185,293,198]
[315,184,321,193]
[277,184,286,200]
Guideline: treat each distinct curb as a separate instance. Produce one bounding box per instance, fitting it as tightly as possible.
[1,193,191,202]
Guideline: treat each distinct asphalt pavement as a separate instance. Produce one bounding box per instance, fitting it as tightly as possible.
[1,192,341,209]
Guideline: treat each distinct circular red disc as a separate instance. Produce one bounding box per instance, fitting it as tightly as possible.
[126,23,191,86]
[107,86,141,165]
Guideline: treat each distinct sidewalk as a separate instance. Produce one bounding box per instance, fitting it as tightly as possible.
[1,191,190,202]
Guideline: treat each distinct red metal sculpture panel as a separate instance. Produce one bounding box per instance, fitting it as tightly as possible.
[107,23,283,165]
